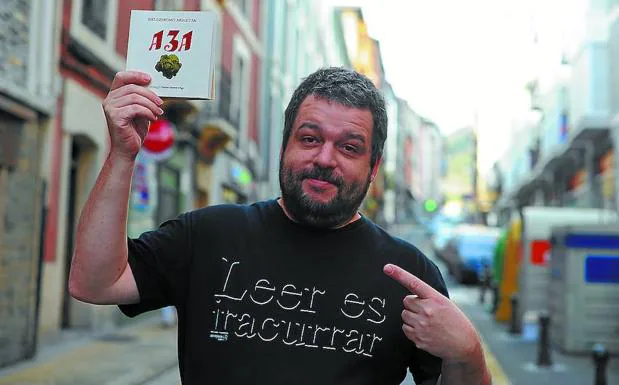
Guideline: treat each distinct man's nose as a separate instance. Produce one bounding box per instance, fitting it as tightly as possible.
[313,143,337,169]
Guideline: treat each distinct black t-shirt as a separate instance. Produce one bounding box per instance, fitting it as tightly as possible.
[120,199,449,385]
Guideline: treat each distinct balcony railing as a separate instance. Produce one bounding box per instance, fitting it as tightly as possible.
[200,66,239,131]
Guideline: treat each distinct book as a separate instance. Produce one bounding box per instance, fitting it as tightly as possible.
[126,10,217,100]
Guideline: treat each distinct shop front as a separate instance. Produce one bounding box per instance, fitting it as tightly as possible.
[564,169,588,208]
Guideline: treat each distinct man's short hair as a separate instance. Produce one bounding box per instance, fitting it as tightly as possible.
[282,67,387,168]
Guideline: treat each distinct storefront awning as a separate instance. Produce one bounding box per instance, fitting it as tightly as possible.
[572,114,609,138]
[510,116,610,204]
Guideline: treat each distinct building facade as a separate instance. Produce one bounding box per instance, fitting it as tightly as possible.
[0,0,59,368]
[493,0,619,221]
[419,119,443,203]
[496,1,619,222]
[259,0,346,199]
[2,0,233,366]
[206,0,263,206]
[381,82,400,225]
[395,98,419,223]
[441,127,478,221]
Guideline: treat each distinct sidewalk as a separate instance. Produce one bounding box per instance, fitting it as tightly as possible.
[0,315,179,385]
[458,290,619,385]
[389,223,619,385]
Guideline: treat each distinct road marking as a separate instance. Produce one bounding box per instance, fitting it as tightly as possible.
[522,362,567,373]
[481,338,512,385]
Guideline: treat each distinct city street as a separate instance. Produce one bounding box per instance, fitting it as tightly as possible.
[391,224,619,385]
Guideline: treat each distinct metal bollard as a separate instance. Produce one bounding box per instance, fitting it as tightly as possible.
[491,283,500,314]
[479,265,490,304]
[537,311,552,367]
[592,343,609,385]
[509,294,521,334]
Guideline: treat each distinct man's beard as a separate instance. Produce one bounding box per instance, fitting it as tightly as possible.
[279,160,371,228]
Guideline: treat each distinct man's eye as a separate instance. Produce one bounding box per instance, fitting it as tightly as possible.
[301,136,318,144]
[342,144,358,153]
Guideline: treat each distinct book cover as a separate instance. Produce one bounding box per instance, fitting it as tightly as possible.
[126,10,217,100]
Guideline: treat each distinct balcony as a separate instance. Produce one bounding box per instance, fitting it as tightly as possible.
[197,66,239,141]
[569,42,610,132]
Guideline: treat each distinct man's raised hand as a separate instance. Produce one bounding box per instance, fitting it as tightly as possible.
[383,263,481,362]
[103,71,164,160]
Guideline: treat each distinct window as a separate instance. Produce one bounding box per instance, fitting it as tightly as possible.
[281,1,289,60]
[458,235,499,257]
[70,0,123,71]
[155,0,184,11]
[233,0,252,19]
[230,55,245,147]
[0,111,23,168]
[285,8,297,76]
[157,163,181,224]
[81,0,108,39]
[230,35,251,154]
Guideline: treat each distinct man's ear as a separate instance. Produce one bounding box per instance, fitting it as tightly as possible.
[370,156,383,182]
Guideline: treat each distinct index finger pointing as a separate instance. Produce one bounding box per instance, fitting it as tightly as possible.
[111,71,152,91]
[383,263,438,299]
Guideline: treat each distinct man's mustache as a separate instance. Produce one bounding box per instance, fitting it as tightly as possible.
[298,167,343,187]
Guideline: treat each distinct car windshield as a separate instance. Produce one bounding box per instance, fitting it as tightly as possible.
[458,234,498,257]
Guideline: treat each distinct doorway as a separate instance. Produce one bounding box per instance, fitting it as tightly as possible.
[61,136,96,328]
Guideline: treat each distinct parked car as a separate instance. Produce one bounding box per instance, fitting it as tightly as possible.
[442,225,501,284]
[425,214,461,237]
[431,224,455,263]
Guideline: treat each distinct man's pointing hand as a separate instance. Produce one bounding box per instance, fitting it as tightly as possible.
[383,263,481,362]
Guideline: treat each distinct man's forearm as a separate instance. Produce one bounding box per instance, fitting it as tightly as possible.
[437,342,492,385]
[68,152,135,300]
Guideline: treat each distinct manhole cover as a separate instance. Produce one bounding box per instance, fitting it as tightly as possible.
[97,333,137,343]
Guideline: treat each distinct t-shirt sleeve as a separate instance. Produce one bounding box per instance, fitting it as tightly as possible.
[119,212,192,317]
[409,251,449,384]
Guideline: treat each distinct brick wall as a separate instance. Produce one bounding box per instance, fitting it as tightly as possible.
[0,114,42,368]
